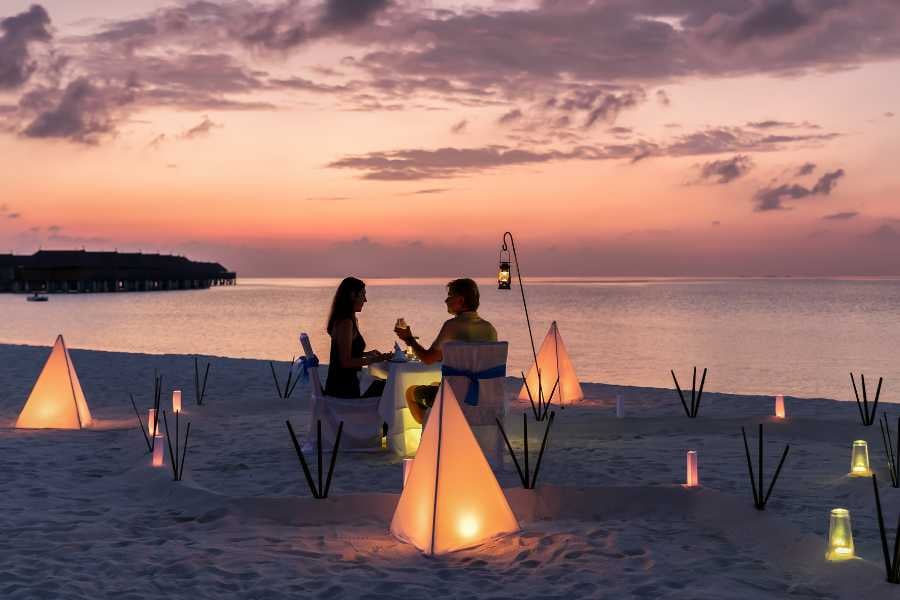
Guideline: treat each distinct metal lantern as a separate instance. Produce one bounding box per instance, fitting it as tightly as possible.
[498,255,511,290]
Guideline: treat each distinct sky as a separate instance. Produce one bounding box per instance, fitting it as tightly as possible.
[1,0,899,277]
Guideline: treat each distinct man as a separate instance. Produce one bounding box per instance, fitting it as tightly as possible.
[395,278,497,423]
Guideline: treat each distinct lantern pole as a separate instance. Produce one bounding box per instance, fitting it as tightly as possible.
[502,232,545,414]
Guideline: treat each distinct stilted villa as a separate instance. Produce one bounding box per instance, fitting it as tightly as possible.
[0,250,236,293]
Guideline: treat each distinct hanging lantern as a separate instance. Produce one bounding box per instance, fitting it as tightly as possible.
[849,440,871,477]
[774,394,785,419]
[685,450,699,487]
[152,435,164,467]
[498,252,511,290]
[172,389,182,413]
[825,508,855,560]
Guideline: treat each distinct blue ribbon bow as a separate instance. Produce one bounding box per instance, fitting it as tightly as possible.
[440,364,506,406]
[295,355,320,383]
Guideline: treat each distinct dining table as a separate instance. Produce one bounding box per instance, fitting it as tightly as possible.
[368,359,442,457]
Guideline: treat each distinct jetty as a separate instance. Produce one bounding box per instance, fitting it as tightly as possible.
[0,250,236,293]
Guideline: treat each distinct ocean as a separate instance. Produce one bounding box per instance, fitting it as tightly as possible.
[2,277,899,401]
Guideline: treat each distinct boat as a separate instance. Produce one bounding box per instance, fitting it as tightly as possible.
[26,292,48,302]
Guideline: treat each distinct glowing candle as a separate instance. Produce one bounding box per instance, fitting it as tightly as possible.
[774,394,785,419]
[458,514,479,539]
[825,508,854,560]
[616,393,625,418]
[152,435,164,467]
[686,450,699,487]
[849,440,871,477]
[403,458,414,488]
[147,408,157,436]
[172,390,182,413]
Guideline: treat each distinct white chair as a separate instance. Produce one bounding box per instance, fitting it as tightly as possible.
[299,333,384,452]
[440,341,509,467]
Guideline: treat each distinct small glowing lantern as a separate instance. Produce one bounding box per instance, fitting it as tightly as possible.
[402,458,413,488]
[147,408,157,436]
[774,394,785,419]
[172,390,182,413]
[825,508,855,560]
[849,440,871,477]
[498,259,511,290]
[686,450,699,487]
[152,435,164,467]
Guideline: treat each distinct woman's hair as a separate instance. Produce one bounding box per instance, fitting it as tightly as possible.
[327,276,366,334]
[447,278,480,311]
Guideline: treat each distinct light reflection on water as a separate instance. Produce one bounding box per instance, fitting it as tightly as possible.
[2,277,899,401]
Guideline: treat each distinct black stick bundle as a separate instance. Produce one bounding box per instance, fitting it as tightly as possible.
[497,412,555,489]
[850,372,883,426]
[269,357,302,400]
[521,370,558,422]
[194,357,211,406]
[741,424,790,510]
[285,419,343,499]
[129,373,164,452]
[880,413,900,488]
[671,367,707,418]
[161,410,191,482]
[871,474,900,584]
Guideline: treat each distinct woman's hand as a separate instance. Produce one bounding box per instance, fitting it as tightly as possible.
[394,325,414,343]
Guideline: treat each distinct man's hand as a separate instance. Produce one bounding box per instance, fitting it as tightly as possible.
[394,325,414,343]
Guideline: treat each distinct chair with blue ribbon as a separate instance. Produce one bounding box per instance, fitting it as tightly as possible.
[440,341,509,467]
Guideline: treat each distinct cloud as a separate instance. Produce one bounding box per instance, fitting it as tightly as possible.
[178,116,221,140]
[47,225,61,233]
[21,78,134,143]
[450,119,467,134]
[822,211,858,220]
[407,188,450,195]
[319,0,391,32]
[497,108,523,125]
[863,224,900,243]
[796,162,816,176]
[7,212,21,219]
[887,112,895,118]
[0,4,51,89]
[696,155,753,184]
[754,168,846,211]
[656,89,670,106]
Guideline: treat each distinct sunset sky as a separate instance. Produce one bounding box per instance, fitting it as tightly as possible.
[1,0,899,276]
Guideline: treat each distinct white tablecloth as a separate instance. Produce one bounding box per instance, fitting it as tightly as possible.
[374,361,442,457]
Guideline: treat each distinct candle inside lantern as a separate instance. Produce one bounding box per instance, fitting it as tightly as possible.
[616,393,625,418]
[402,458,414,488]
[172,390,182,413]
[774,394,785,419]
[498,260,511,290]
[152,435,164,467]
[686,450,699,487]
[849,440,871,477]
[147,408,157,436]
[825,508,854,560]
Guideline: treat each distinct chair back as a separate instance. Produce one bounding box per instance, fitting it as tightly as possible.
[299,333,324,399]
[441,341,508,424]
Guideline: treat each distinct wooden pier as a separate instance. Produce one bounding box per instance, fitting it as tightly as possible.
[0,250,236,294]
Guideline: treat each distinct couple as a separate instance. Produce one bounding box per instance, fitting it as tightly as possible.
[324,277,497,422]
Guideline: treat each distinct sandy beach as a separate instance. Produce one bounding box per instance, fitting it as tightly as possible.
[1,341,897,599]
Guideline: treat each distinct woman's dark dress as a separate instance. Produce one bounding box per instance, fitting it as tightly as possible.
[324,321,384,398]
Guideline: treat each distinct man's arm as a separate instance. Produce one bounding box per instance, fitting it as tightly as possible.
[405,321,452,364]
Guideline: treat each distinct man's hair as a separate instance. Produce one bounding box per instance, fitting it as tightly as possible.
[447,278,480,311]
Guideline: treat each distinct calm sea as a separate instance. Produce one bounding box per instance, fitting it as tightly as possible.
[2,277,899,401]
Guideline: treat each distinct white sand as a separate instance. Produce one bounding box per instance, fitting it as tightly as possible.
[1,342,897,598]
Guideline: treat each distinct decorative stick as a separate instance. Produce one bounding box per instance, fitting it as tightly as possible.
[269,362,283,399]
[322,422,343,498]
[284,356,295,399]
[671,370,690,417]
[161,411,178,481]
[872,377,883,427]
[178,423,191,481]
[762,444,790,506]
[862,374,870,424]
[129,393,152,452]
[691,367,697,416]
[851,373,866,424]
[521,371,538,420]
[530,411,555,488]
[694,368,708,417]
[758,423,764,509]
[496,417,527,487]
[741,426,759,506]
[286,420,319,498]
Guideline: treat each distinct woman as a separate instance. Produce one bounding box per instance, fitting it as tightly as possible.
[325,277,389,398]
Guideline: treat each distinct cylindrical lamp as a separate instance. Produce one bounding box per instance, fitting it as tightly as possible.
[825,508,854,560]
[774,394,785,419]
[172,390,182,413]
[849,440,871,477]
[686,450,699,487]
[147,408,157,436]
[402,458,414,488]
[152,435,164,467]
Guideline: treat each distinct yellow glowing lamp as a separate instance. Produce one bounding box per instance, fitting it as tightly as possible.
[774,394,785,419]
[826,508,855,561]
[498,260,511,290]
[849,440,871,477]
